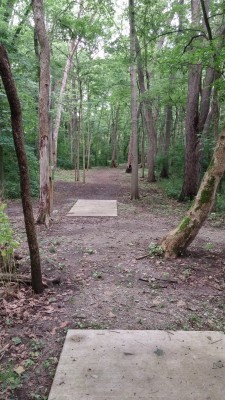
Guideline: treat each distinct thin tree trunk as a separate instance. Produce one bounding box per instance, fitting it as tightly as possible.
[69,78,79,171]
[0,44,43,294]
[212,87,220,139]
[32,0,51,226]
[86,93,91,170]
[160,105,173,178]
[198,67,215,133]
[75,80,81,182]
[52,38,80,166]
[129,0,139,199]
[136,36,156,182]
[111,107,119,168]
[161,126,225,258]
[87,118,91,170]
[13,1,32,43]
[69,114,74,164]
[79,80,85,184]
[140,108,145,178]
[49,77,54,214]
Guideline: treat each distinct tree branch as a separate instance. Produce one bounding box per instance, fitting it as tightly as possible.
[200,0,213,41]
[183,34,206,53]
[13,1,32,43]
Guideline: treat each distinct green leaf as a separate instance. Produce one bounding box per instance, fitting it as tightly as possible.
[12,337,22,346]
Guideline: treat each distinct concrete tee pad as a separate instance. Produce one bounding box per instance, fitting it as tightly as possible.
[67,200,118,217]
[48,329,225,400]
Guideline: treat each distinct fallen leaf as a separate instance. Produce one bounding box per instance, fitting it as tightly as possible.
[14,365,25,375]
[60,321,68,328]
[177,300,186,308]
[12,337,22,346]
[108,312,116,318]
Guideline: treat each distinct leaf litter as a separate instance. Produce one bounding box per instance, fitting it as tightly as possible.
[1,167,225,399]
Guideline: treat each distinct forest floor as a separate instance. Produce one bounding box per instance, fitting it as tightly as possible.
[1,166,225,400]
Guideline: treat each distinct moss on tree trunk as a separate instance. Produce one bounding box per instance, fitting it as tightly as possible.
[161,128,225,258]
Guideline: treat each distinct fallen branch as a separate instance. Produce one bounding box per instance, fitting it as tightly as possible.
[0,343,9,361]
[139,306,169,315]
[139,277,178,284]
[136,254,149,260]
[0,273,61,287]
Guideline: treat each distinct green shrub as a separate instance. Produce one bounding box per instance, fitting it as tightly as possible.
[1,136,39,198]
[159,176,183,199]
[0,203,19,271]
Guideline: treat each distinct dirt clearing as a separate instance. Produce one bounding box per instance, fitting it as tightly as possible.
[1,167,225,399]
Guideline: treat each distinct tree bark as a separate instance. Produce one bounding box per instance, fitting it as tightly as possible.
[0,145,3,199]
[136,36,156,182]
[52,38,79,166]
[129,0,139,199]
[179,0,202,200]
[180,1,221,200]
[212,87,220,139]
[161,126,225,258]
[198,67,215,133]
[140,108,145,178]
[79,79,85,183]
[87,107,91,170]
[160,105,173,179]
[111,107,119,168]
[32,0,51,227]
[0,43,43,294]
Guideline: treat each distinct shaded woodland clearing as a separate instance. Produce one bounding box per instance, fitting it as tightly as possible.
[1,167,225,400]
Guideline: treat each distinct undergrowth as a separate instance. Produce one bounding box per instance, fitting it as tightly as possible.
[0,203,19,272]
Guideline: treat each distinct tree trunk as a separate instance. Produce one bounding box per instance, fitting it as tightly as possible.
[87,118,91,170]
[161,126,225,258]
[179,63,202,200]
[52,38,79,166]
[198,67,215,133]
[212,87,220,139]
[179,1,220,200]
[129,0,139,199]
[0,44,43,294]
[179,0,202,200]
[111,107,119,168]
[32,0,51,227]
[79,80,85,184]
[140,109,145,178]
[0,145,3,199]
[86,93,91,170]
[160,105,173,178]
[136,36,156,182]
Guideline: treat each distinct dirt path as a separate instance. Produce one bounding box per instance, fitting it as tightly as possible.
[1,167,225,399]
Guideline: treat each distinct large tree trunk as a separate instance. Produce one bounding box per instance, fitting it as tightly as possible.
[179,63,202,200]
[180,2,221,201]
[161,126,225,258]
[32,0,51,227]
[129,0,139,199]
[0,144,3,199]
[0,44,43,294]
[179,0,202,200]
